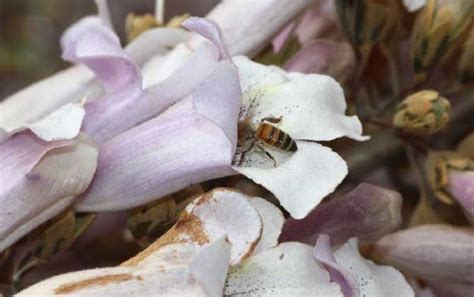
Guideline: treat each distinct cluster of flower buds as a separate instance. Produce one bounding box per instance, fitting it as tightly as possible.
[335,0,400,55]
[411,0,474,83]
[393,90,450,135]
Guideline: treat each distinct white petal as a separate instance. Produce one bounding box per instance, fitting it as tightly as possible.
[0,66,94,141]
[234,56,367,142]
[17,243,214,296]
[125,27,191,68]
[190,237,231,297]
[0,133,98,253]
[334,239,414,297]
[248,197,285,254]
[234,141,348,219]
[188,189,262,265]
[224,242,343,296]
[403,0,427,12]
[27,103,85,142]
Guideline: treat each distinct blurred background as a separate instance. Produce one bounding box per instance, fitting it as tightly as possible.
[0,0,218,99]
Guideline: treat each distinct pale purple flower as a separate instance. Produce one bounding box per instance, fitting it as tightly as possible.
[371,224,474,297]
[280,183,403,246]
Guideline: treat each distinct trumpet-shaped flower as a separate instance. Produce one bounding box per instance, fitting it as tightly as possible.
[58,10,367,219]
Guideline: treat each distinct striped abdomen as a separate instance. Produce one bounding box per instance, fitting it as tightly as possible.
[255,123,297,152]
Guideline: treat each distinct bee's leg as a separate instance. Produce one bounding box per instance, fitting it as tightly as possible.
[261,116,282,124]
[233,140,256,166]
[255,144,277,167]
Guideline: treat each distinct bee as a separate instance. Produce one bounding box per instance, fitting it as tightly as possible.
[235,116,297,167]
[255,117,297,152]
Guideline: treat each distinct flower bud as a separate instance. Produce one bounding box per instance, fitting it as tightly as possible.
[426,151,474,205]
[336,0,400,53]
[393,90,450,135]
[411,0,474,83]
[125,13,160,43]
[371,224,474,284]
[280,183,402,247]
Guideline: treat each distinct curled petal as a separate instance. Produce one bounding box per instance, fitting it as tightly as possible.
[76,62,240,211]
[371,224,474,284]
[0,133,98,253]
[448,170,474,222]
[0,66,94,142]
[125,27,191,67]
[234,142,348,219]
[224,242,343,296]
[183,17,231,61]
[203,0,311,57]
[248,197,285,254]
[61,16,141,93]
[314,235,359,297]
[284,40,356,82]
[234,56,367,142]
[333,239,414,297]
[84,41,220,144]
[0,103,84,143]
[280,183,403,246]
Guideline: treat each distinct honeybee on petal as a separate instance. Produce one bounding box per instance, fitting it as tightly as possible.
[234,116,297,167]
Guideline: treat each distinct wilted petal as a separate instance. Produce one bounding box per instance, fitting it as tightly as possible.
[18,189,268,296]
[403,0,427,12]
[280,183,403,245]
[334,239,414,297]
[448,170,474,222]
[234,56,367,142]
[248,197,285,254]
[224,242,343,296]
[123,188,262,267]
[284,40,356,82]
[0,133,98,253]
[17,241,230,297]
[313,235,359,297]
[76,61,240,211]
[234,142,348,219]
[200,0,311,57]
[371,224,474,284]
